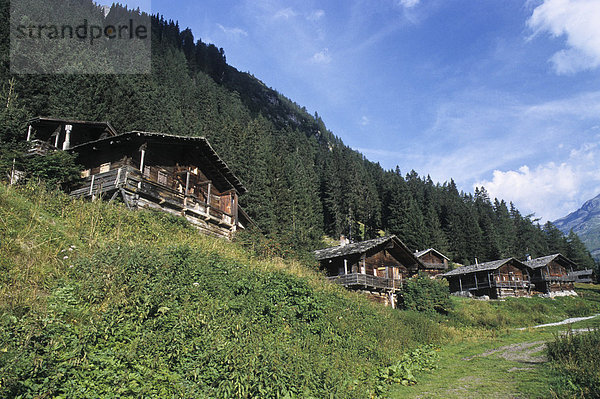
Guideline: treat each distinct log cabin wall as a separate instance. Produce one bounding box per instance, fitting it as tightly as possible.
[494,263,528,283]
[365,250,407,279]
[544,260,574,293]
[420,252,443,265]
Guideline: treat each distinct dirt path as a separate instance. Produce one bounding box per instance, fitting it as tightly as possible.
[390,337,550,399]
[390,314,600,398]
[516,313,600,330]
[462,341,547,364]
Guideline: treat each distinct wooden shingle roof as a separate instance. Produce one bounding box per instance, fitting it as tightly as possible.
[314,236,394,260]
[414,248,449,260]
[70,131,247,194]
[525,254,577,270]
[313,235,424,269]
[442,258,527,277]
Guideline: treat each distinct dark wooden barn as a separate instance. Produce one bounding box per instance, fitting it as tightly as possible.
[442,258,531,299]
[525,254,576,295]
[313,235,424,308]
[25,118,252,240]
[414,248,449,276]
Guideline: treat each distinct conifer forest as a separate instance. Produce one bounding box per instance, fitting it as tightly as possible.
[0,0,595,270]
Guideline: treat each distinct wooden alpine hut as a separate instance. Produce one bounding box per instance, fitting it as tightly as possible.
[525,254,577,295]
[413,248,449,276]
[313,235,424,308]
[442,258,531,299]
[25,118,252,240]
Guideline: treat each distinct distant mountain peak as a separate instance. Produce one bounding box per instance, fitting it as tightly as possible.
[554,193,600,260]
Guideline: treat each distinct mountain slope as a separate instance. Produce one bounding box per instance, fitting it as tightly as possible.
[0,183,446,398]
[553,193,600,260]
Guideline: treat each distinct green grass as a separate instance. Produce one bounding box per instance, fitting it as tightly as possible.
[1,182,600,398]
[0,183,451,398]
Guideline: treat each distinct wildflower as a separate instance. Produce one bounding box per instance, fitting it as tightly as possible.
[63,256,69,260]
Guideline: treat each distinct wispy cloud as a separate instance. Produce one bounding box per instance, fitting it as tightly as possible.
[528,0,600,74]
[397,0,421,8]
[217,24,248,38]
[311,49,331,64]
[307,9,325,21]
[360,116,370,126]
[274,7,297,20]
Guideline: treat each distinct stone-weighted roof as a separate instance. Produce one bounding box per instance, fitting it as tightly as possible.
[313,235,424,271]
[525,254,577,270]
[442,258,525,277]
[313,236,396,261]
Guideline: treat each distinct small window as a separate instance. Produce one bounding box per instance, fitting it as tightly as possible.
[81,169,90,178]
[157,170,168,186]
[99,162,110,173]
[143,166,150,178]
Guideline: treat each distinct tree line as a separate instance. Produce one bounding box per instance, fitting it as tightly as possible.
[0,0,596,271]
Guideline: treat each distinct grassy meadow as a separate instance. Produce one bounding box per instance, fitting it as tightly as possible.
[1,182,599,398]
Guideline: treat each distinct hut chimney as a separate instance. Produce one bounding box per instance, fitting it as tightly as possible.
[526,254,532,262]
[475,258,479,265]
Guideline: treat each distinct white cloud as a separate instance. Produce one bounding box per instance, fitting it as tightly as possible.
[307,9,325,21]
[475,143,600,222]
[360,116,370,126]
[217,24,248,38]
[398,0,421,8]
[528,0,600,74]
[311,49,331,64]
[274,7,297,20]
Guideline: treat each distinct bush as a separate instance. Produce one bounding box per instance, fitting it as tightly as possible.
[400,273,452,314]
[547,328,600,398]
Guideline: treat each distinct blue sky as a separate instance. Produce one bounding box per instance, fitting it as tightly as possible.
[105,0,600,222]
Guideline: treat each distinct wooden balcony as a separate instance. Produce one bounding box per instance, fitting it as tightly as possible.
[456,278,530,291]
[531,275,575,283]
[69,166,235,227]
[327,273,402,292]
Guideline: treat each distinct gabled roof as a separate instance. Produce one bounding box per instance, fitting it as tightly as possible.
[28,116,118,136]
[525,254,577,270]
[313,235,424,268]
[443,258,527,277]
[314,236,393,260]
[70,131,247,195]
[414,248,449,260]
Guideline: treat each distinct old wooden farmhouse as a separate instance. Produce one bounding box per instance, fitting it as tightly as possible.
[525,254,576,296]
[442,258,531,299]
[26,117,251,239]
[313,235,424,308]
[443,253,581,298]
[414,248,449,276]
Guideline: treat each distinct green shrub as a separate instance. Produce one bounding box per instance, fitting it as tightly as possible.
[400,273,452,314]
[375,344,438,395]
[547,328,600,398]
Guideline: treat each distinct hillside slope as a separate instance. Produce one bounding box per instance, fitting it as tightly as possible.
[0,183,446,398]
[554,193,600,260]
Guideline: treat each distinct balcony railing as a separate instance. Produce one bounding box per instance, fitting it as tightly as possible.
[327,273,402,291]
[531,275,575,283]
[455,279,530,291]
[70,166,235,227]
